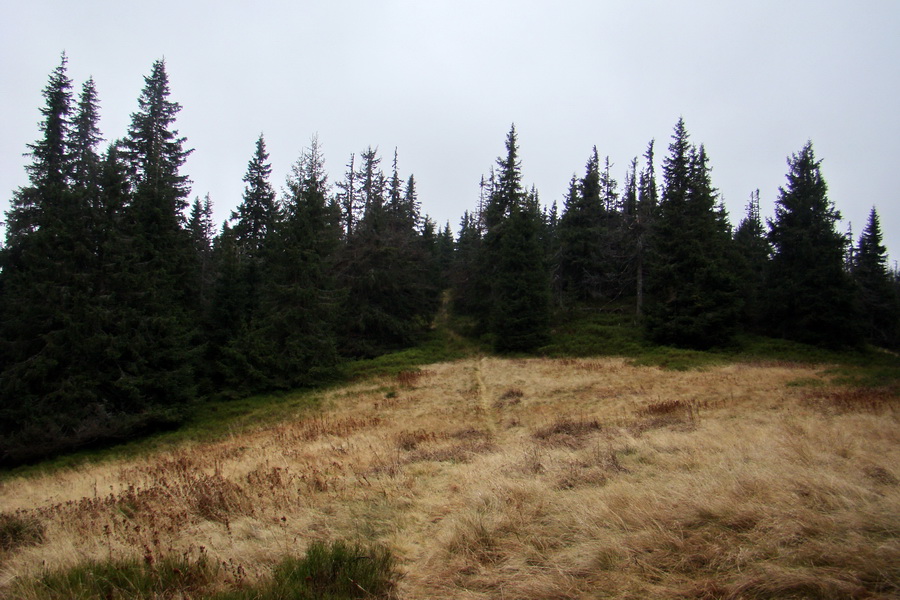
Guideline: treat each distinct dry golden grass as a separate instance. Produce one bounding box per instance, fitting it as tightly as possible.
[1,356,898,598]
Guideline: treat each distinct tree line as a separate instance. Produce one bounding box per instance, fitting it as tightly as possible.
[0,56,444,464]
[1,55,897,465]
[453,121,898,353]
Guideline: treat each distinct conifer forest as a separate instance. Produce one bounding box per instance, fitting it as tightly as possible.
[2,56,898,466]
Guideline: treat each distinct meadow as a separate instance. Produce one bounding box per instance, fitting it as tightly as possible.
[0,347,897,598]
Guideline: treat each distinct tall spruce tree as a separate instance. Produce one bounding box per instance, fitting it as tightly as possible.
[251,136,343,387]
[634,140,658,316]
[209,134,279,387]
[557,148,606,301]
[118,58,197,409]
[644,119,740,348]
[0,54,80,463]
[766,142,862,347]
[483,125,550,352]
[232,134,276,260]
[851,207,898,347]
[733,190,770,330]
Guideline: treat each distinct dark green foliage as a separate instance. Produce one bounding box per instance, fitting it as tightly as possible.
[766,142,862,348]
[232,134,277,259]
[338,149,440,357]
[114,59,197,408]
[852,207,899,347]
[188,194,217,307]
[644,119,741,349]
[0,57,199,465]
[481,126,551,352]
[434,220,455,284]
[251,137,343,386]
[0,58,124,463]
[556,148,619,301]
[633,140,658,316]
[491,199,552,352]
[449,210,486,319]
[203,135,281,394]
[733,189,771,329]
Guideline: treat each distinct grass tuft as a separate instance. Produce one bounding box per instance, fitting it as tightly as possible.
[0,511,45,552]
[218,540,398,600]
[12,553,220,600]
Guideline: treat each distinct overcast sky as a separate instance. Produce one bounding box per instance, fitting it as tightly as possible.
[2,1,898,262]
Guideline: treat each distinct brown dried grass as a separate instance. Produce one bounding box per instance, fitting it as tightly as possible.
[1,357,898,598]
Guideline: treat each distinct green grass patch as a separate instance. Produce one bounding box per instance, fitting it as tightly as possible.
[9,541,399,600]
[10,553,220,600]
[541,307,725,370]
[541,306,900,384]
[217,540,398,600]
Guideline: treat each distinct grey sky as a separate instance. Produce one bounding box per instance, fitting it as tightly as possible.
[2,0,899,262]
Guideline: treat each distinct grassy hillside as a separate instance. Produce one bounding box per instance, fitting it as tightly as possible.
[1,348,898,598]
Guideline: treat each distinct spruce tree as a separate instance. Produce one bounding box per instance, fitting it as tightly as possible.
[644,119,740,348]
[335,153,358,236]
[232,134,276,260]
[851,207,898,347]
[252,136,343,386]
[766,142,861,347]
[557,149,605,301]
[450,210,485,318]
[118,58,197,409]
[733,190,770,330]
[339,148,439,356]
[207,134,280,389]
[634,140,658,316]
[483,125,551,352]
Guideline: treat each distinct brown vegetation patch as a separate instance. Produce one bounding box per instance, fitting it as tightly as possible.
[494,387,524,409]
[396,369,429,388]
[632,398,701,432]
[188,474,252,523]
[532,417,602,449]
[395,429,440,451]
[802,387,897,413]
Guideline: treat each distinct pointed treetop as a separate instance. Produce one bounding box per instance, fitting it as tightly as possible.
[124,58,193,202]
[25,51,74,189]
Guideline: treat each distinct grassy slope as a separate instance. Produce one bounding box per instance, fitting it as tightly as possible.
[1,312,899,599]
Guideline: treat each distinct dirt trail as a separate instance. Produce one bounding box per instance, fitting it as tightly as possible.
[472,356,498,433]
